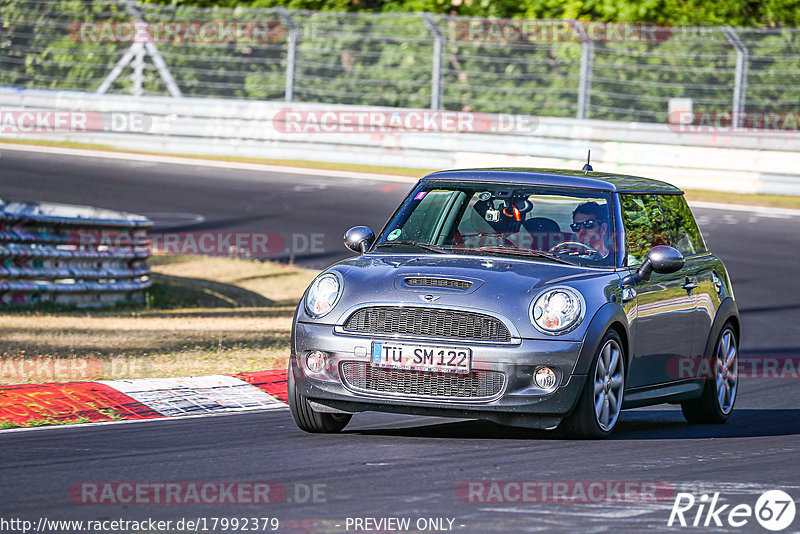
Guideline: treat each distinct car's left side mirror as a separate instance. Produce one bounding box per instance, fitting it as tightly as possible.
[637,245,685,282]
[344,226,375,253]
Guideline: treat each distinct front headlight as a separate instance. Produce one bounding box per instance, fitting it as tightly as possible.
[530,287,584,334]
[305,273,341,318]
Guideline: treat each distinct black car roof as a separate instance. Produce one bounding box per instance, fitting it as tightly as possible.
[422,168,683,194]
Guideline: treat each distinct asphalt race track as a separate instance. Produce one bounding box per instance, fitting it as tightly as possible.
[1,146,800,533]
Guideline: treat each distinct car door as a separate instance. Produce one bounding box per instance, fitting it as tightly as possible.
[657,194,718,378]
[621,194,697,388]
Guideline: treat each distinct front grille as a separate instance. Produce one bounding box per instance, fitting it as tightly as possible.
[341,361,505,399]
[405,277,472,290]
[343,306,512,342]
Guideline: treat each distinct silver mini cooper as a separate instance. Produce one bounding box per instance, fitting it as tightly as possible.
[288,168,740,438]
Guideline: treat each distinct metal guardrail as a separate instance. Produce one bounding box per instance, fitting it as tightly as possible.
[0,198,151,307]
[2,88,800,196]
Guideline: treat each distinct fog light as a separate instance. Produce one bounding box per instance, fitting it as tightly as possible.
[306,351,327,373]
[534,367,557,391]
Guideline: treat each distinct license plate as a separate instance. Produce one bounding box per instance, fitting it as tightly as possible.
[371,342,471,374]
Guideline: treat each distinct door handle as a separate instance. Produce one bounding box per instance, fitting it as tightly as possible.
[622,287,636,302]
[683,280,698,291]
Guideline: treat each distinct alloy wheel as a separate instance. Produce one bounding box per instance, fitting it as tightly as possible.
[716,328,738,414]
[593,338,624,431]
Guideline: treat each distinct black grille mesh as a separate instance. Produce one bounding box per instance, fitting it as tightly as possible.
[343,306,511,342]
[405,277,472,290]
[341,361,505,398]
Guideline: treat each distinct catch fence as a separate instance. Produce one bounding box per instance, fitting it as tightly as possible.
[2,1,799,123]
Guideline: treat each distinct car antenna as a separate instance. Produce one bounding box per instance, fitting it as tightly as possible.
[582,149,593,174]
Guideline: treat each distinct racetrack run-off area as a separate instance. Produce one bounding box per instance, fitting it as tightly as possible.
[0,371,288,426]
[2,145,800,532]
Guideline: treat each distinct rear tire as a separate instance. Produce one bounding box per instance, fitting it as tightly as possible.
[288,363,351,433]
[681,323,738,424]
[561,331,625,439]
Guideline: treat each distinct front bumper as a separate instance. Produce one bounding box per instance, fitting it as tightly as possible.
[292,321,588,429]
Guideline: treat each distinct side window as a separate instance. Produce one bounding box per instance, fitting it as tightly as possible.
[620,194,670,266]
[657,194,707,256]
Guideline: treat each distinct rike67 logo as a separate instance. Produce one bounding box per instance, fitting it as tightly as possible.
[668,490,796,531]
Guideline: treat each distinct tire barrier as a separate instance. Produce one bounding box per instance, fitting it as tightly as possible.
[0,198,152,307]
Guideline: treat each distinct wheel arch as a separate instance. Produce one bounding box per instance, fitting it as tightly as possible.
[704,297,740,359]
[573,302,631,376]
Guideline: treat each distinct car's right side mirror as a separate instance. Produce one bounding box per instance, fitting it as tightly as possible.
[621,245,685,287]
[637,245,685,282]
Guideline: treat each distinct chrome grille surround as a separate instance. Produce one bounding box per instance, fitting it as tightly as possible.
[340,361,506,400]
[404,277,473,290]
[342,306,512,342]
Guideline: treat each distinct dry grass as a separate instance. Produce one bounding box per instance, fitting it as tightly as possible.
[0,255,318,384]
[683,189,800,210]
[0,139,428,177]
[148,254,318,304]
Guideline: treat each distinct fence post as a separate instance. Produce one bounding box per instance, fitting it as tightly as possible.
[722,27,748,127]
[132,43,144,97]
[577,40,594,120]
[420,13,444,110]
[143,41,182,98]
[98,0,182,97]
[277,8,298,103]
[97,42,141,95]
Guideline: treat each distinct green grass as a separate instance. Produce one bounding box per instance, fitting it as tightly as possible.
[0,417,92,428]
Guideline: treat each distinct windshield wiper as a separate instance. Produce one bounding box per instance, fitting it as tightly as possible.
[476,246,575,265]
[375,241,450,254]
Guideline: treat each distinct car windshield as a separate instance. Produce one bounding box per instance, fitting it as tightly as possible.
[374,181,617,267]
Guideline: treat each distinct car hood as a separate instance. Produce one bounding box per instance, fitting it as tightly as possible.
[303,253,621,341]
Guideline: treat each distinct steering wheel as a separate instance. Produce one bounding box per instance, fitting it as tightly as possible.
[548,241,600,256]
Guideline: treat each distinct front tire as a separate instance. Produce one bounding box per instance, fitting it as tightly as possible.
[561,331,625,439]
[681,324,738,424]
[288,362,351,433]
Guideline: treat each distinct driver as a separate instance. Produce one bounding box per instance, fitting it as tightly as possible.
[571,202,611,258]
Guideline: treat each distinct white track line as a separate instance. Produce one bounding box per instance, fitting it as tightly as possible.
[99,375,285,417]
[688,200,800,217]
[2,142,796,215]
[0,142,413,183]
